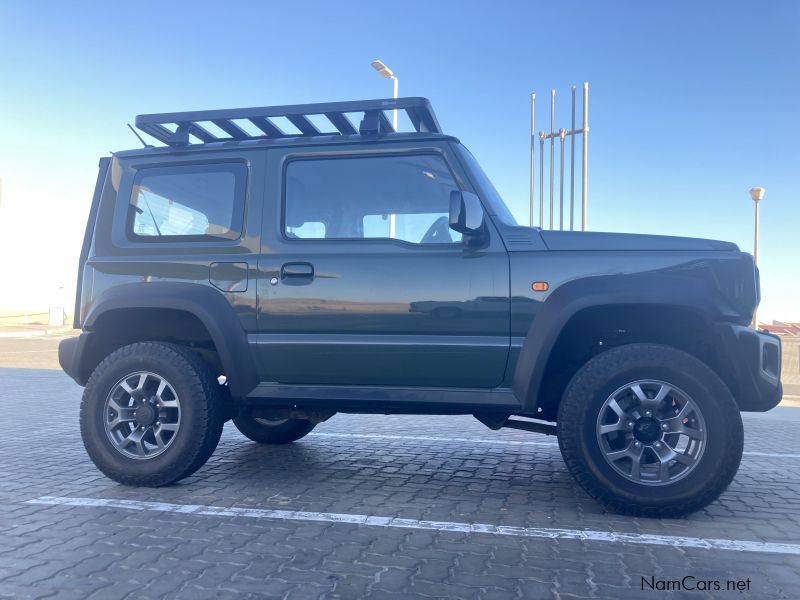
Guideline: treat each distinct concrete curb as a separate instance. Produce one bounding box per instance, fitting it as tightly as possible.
[780,397,800,408]
[784,383,800,396]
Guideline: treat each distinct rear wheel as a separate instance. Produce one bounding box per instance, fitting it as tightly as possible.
[557,343,743,517]
[232,414,316,444]
[80,342,224,486]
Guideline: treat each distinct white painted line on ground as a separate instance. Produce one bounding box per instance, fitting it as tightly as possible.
[313,432,558,447]
[311,432,800,459]
[741,451,800,459]
[26,495,800,556]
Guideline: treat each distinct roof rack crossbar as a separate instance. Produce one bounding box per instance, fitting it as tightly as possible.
[406,106,439,133]
[138,122,178,144]
[286,114,321,136]
[248,116,284,138]
[186,122,217,143]
[377,111,395,134]
[324,112,357,135]
[211,119,249,140]
[135,97,441,146]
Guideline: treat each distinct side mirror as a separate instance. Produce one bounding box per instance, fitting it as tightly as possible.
[449,190,485,236]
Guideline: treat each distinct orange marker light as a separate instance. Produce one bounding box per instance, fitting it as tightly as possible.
[531,282,549,292]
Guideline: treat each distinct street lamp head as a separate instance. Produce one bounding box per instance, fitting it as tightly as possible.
[749,187,765,202]
[371,60,395,79]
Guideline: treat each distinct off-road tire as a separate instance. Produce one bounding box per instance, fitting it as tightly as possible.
[557,343,743,517]
[80,342,225,486]
[232,415,315,444]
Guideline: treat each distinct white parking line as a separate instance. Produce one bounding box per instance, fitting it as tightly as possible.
[311,432,800,459]
[27,495,800,556]
[741,451,800,459]
[313,432,558,446]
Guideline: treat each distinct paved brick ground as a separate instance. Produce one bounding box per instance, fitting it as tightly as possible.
[1,341,800,598]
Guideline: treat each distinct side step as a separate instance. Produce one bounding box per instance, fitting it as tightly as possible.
[473,414,557,436]
[503,418,557,436]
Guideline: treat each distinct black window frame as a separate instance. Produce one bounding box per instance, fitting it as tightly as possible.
[126,162,247,243]
[280,151,467,246]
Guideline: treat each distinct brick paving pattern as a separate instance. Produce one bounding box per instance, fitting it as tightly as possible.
[0,338,799,599]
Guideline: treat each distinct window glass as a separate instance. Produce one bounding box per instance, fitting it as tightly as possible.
[284,154,464,244]
[286,221,326,239]
[130,165,244,240]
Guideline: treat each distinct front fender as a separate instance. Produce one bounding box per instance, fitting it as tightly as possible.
[511,272,742,412]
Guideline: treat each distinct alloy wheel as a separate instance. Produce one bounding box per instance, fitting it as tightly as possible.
[595,379,706,486]
[103,371,181,460]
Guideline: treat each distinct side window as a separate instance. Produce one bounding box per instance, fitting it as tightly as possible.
[284,154,463,244]
[129,163,246,241]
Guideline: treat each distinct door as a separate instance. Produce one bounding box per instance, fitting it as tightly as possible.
[255,144,510,388]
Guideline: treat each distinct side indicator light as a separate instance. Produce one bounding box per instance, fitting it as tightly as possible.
[531,282,549,292]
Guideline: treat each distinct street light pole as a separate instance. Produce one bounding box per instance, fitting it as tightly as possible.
[749,187,765,329]
[371,59,399,237]
[370,60,399,129]
[391,75,399,128]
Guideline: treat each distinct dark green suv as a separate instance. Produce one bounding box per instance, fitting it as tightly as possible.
[59,98,782,517]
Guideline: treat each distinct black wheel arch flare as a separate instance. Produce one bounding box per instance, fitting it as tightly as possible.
[80,282,259,398]
[512,272,745,414]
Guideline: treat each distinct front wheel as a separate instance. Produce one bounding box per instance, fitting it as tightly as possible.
[232,414,315,444]
[557,343,743,517]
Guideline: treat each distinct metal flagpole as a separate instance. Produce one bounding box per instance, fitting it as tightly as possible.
[581,82,589,231]
[528,82,589,231]
[539,134,545,228]
[549,90,555,230]
[570,86,576,231]
[559,129,565,231]
[530,94,535,227]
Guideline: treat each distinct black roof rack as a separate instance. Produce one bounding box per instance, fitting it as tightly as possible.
[135,97,442,147]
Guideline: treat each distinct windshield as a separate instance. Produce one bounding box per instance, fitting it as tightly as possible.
[454,145,518,226]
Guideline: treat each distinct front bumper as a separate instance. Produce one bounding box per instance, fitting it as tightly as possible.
[719,325,782,411]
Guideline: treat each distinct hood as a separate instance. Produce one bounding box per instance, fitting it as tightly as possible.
[540,231,739,252]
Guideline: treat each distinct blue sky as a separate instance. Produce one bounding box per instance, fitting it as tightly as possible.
[0,1,797,320]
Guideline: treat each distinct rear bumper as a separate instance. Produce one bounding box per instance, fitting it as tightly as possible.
[58,334,91,386]
[719,325,782,411]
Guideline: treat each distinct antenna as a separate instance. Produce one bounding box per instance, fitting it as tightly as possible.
[127,123,152,148]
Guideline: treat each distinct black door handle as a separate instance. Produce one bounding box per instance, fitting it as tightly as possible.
[281,262,314,280]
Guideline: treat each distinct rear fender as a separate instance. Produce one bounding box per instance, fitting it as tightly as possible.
[82,282,258,397]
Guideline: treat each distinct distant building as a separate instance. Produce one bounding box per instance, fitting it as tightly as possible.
[760,321,800,336]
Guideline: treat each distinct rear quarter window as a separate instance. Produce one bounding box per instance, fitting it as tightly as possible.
[127,163,246,242]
